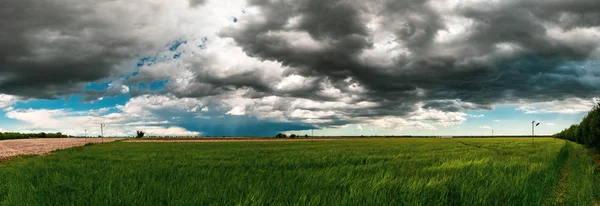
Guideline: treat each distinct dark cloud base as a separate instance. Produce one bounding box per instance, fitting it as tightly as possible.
[177,115,316,136]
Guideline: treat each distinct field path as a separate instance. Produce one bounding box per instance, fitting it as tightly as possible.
[0,138,122,161]
[547,141,571,205]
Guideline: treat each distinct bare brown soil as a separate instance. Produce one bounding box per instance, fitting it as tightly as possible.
[0,138,122,161]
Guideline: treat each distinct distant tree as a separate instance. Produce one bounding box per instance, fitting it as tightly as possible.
[305,134,308,138]
[136,131,145,138]
[290,134,297,138]
[275,133,287,138]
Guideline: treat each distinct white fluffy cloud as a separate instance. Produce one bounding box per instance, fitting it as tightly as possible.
[516,98,599,114]
[226,106,246,116]
[0,94,18,109]
[4,97,202,136]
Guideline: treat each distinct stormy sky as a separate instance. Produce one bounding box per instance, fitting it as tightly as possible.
[0,0,599,136]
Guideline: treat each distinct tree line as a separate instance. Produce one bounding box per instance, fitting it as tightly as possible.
[0,132,70,140]
[555,101,600,147]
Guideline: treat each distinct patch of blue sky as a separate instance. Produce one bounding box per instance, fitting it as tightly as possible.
[136,56,157,67]
[168,39,187,51]
[121,70,139,81]
[11,94,130,111]
[135,82,147,90]
[233,17,238,23]
[286,105,588,137]
[173,52,182,59]
[0,110,21,128]
[198,37,208,49]
[463,105,586,135]
[149,78,169,91]
[83,81,112,92]
[132,78,168,92]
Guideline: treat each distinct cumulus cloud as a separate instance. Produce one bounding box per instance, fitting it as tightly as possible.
[2,0,600,135]
[516,98,599,114]
[4,105,200,137]
[226,106,246,116]
[0,94,18,109]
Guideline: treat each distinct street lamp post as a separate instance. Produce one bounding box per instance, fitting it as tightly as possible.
[532,121,540,146]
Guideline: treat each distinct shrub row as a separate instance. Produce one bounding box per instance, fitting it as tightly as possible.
[275,133,308,138]
[0,132,70,140]
[555,101,600,147]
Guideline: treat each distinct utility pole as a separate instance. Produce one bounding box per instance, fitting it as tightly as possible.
[85,129,87,140]
[492,130,494,137]
[100,124,106,143]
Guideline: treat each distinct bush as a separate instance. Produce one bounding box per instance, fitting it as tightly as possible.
[136,131,145,138]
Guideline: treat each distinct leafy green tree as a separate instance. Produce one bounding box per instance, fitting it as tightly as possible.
[555,101,600,147]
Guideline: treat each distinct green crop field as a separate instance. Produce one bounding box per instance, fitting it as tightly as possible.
[1,138,598,205]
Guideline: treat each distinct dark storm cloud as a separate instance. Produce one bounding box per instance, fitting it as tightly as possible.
[0,0,164,99]
[224,0,600,108]
[3,0,600,134]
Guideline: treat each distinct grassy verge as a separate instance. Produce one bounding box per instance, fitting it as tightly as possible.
[0,138,595,205]
[563,142,600,205]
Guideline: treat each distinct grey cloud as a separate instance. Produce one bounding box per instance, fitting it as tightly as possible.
[3,0,600,132]
[422,100,492,112]
[189,0,206,7]
[0,0,171,99]
[222,0,600,113]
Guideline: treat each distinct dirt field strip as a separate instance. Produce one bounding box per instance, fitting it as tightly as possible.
[0,138,122,161]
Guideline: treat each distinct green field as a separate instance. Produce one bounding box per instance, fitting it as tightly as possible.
[1,138,598,205]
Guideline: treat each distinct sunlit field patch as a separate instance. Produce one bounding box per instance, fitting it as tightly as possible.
[0,138,598,205]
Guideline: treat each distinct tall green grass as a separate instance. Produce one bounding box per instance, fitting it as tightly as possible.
[0,138,597,205]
